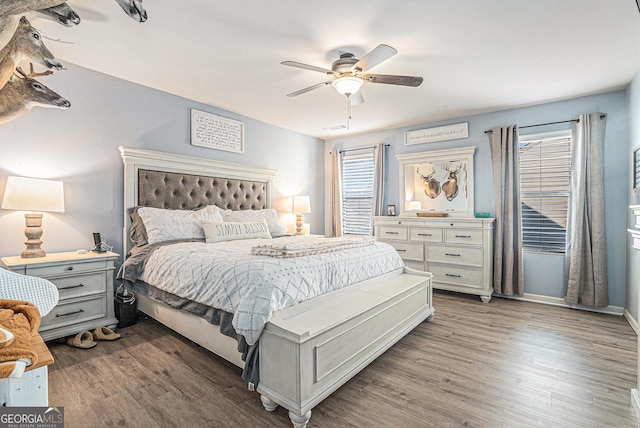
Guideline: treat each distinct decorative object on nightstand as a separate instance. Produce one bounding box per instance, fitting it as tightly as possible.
[0,251,119,341]
[292,195,311,235]
[1,176,65,259]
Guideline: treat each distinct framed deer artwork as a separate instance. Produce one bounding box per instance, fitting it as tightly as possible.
[396,146,475,217]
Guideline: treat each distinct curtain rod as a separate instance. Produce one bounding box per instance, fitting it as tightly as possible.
[484,114,607,134]
[484,114,606,134]
[330,144,390,154]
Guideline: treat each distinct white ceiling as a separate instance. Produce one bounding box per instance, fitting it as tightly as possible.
[28,0,640,139]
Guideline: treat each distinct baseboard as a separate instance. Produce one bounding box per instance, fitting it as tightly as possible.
[632,389,640,420]
[501,293,626,316]
[624,309,639,335]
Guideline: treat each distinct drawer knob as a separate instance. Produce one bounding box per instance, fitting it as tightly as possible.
[445,253,461,257]
[418,233,432,237]
[65,266,74,271]
[386,231,399,235]
[455,235,472,238]
[396,249,406,252]
[445,273,462,278]
[56,309,84,318]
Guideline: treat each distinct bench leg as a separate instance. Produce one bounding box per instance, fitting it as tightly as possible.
[289,410,312,428]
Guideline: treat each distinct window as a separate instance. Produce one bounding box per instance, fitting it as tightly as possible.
[341,153,375,235]
[518,131,572,253]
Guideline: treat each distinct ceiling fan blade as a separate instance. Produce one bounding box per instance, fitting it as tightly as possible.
[351,44,397,73]
[365,74,423,87]
[281,61,335,75]
[286,81,333,97]
[349,91,364,106]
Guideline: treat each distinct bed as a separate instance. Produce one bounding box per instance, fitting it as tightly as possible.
[118,146,434,428]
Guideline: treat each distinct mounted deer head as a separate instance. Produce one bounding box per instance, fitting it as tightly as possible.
[0,17,62,91]
[0,67,70,124]
[416,163,441,199]
[442,161,463,201]
[35,2,80,26]
[114,0,147,22]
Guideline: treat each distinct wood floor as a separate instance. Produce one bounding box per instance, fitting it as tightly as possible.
[47,291,638,427]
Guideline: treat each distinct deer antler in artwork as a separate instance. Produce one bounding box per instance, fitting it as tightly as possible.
[16,63,53,79]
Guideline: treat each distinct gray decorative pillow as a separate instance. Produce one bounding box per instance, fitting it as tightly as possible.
[223,208,287,237]
[138,205,224,244]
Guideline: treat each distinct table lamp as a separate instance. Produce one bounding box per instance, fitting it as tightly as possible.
[292,196,311,235]
[1,176,65,258]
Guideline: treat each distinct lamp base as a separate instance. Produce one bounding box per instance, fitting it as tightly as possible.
[21,213,46,258]
[295,214,303,235]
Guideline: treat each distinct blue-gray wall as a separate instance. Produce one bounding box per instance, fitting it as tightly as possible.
[0,63,325,263]
[325,90,628,309]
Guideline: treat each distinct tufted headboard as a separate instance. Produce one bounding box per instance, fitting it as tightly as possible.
[137,169,268,211]
[119,146,276,256]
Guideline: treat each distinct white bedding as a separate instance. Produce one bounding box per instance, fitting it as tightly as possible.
[138,236,403,345]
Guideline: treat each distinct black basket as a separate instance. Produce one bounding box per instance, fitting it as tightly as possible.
[114,295,137,328]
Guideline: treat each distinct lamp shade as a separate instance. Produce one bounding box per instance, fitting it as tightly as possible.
[332,77,364,96]
[292,195,311,214]
[1,176,65,213]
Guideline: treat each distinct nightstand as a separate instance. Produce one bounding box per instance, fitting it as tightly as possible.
[0,251,119,341]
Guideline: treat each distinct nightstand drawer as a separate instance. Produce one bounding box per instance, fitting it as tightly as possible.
[40,295,107,332]
[427,245,483,267]
[25,260,109,278]
[50,272,107,301]
[378,226,408,240]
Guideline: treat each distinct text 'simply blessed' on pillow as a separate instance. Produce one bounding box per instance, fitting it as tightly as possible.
[201,219,272,243]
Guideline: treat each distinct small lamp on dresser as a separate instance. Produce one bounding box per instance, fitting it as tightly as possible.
[292,195,311,235]
[1,176,65,258]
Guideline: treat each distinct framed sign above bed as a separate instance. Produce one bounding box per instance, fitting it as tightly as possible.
[396,146,475,217]
[191,109,244,153]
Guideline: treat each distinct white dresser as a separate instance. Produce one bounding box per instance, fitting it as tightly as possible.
[373,216,495,302]
[1,251,119,341]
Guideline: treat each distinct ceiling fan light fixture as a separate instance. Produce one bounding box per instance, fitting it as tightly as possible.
[332,77,364,96]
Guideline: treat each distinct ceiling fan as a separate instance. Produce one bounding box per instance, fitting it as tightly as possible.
[281,44,423,106]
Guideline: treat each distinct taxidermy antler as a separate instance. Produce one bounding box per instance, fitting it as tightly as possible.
[442,162,463,201]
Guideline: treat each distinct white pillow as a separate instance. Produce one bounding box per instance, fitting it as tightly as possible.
[137,205,223,244]
[201,219,272,243]
[223,208,287,237]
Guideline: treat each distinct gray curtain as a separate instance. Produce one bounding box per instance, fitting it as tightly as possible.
[565,112,608,307]
[329,149,343,237]
[489,125,524,297]
[371,143,386,220]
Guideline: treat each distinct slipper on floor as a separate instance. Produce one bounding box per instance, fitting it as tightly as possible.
[0,327,14,348]
[92,326,120,341]
[66,331,96,349]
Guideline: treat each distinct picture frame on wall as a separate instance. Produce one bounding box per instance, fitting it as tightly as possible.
[386,205,396,216]
[396,146,476,217]
[191,109,245,153]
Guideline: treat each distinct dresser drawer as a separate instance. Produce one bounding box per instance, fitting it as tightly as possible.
[409,227,443,242]
[378,226,408,240]
[444,229,483,245]
[427,245,483,267]
[40,295,107,332]
[428,265,484,289]
[49,272,107,301]
[25,260,109,278]
[387,242,424,261]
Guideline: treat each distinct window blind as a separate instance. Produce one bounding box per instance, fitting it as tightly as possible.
[341,153,375,236]
[519,134,572,253]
